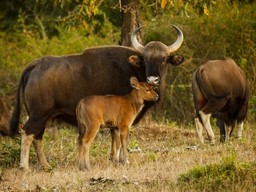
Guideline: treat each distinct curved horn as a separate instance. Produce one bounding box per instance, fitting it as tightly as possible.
[168,24,184,53]
[130,26,145,53]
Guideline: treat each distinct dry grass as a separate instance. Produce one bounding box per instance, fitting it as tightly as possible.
[0,122,256,191]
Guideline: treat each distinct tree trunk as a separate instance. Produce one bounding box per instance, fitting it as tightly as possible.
[120,0,152,125]
[120,0,142,46]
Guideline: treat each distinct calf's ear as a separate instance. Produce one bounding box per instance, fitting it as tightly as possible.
[128,55,141,67]
[167,54,184,66]
[130,76,140,89]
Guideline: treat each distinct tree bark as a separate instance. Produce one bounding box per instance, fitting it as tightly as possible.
[120,0,152,125]
[120,0,142,46]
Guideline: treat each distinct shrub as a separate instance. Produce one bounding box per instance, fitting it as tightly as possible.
[177,154,256,191]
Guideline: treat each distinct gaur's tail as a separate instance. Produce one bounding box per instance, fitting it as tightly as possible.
[9,63,36,137]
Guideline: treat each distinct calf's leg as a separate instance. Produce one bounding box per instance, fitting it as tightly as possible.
[79,123,99,171]
[119,126,129,164]
[110,128,121,163]
[109,128,115,161]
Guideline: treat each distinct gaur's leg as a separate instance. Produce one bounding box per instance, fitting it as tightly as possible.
[109,128,115,161]
[192,75,207,144]
[195,117,204,143]
[78,140,86,170]
[216,116,227,142]
[78,123,86,170]
[20,129,34,171]
[19,116,49,170]
[119,126,129,164]
[109,128,121,162]
[223,123,231,142]
[33,127,51,170]
[199,98,228,144]
[199,111,215,145]
[110,128,121,163]
[80,122,100,171]
[237,121,244,139]
[33,139,50,169]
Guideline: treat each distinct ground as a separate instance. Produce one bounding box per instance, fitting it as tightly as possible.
[0,122,255,191]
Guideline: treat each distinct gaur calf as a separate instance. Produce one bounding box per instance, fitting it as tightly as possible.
[76,77,158,170]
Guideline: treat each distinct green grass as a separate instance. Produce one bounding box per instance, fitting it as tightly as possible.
[178,155,256,192]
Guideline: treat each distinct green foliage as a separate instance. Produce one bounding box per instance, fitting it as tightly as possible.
[0,26,116,98]
[0,0,115,39]
[146,152,158,162]
[1,0,256,123]
[0,137,28,167]
[183,0,216,15]
[177,153,256,191]
[0,138,20,167]
[140,1,256,123]
[249,95,256,122]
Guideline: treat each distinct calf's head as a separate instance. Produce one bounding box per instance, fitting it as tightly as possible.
[130,77,159,101]
[130,25,184,85]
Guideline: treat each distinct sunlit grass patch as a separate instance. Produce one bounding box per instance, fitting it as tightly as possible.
[177,153,256,191]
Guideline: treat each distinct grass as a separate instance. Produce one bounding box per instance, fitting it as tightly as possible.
[0,122,256,191]
[178,154,256,191]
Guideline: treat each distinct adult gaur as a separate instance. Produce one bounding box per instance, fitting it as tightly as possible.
[192,58,249,145]
[9,25,184,170]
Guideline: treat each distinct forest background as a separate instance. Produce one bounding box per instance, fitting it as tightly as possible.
[0,0,255,124]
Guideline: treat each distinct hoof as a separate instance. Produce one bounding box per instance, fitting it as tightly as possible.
[220,135,226,143]
[209,141,215,146]
[19,165,31,172]
[120,159,130,165]
[42,164,52,172]
[79,164,91,171]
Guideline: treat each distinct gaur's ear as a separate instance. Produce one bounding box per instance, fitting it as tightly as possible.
[128,55,141,67]
[167,54,184,66]
[130,76,140,89]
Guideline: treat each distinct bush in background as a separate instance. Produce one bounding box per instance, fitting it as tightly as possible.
[177,153,256,191]
[142,1,256,124]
